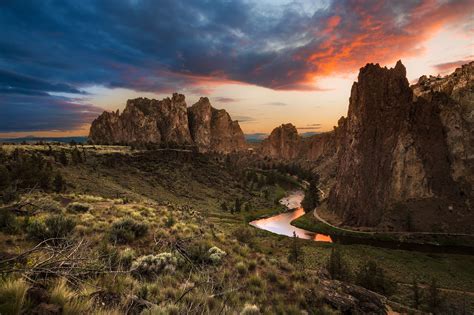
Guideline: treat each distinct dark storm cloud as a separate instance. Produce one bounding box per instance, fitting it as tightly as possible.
[0,94,103,132]
[0,0,472,132]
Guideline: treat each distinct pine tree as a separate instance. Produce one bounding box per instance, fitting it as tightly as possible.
[220,201,228,212]
[288,232,301,263]
[301,175,320,212]
[53,173,66,193]
[428,278,442,313]
[234,198,241,213]
[411,277,422,309]
[326,246,350,281]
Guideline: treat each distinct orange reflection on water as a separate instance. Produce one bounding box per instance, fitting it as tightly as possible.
[314,234,332,243]
[250,202,333,243]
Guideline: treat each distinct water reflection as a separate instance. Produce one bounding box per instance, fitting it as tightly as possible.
[250,191,332,243]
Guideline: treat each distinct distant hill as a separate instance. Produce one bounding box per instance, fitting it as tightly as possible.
[244,133,268,143]
[0,136,88,144]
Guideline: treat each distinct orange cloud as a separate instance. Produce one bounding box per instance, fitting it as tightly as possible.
[301,0,472,83]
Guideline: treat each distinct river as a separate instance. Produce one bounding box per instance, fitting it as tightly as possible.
[249,191,332,242]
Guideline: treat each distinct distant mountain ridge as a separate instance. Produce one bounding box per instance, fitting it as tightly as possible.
[0,136,88,144]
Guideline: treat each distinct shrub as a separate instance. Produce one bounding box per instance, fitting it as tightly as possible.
[119,248,136,270]
[236,261,247,275]
[131,252,182,277]
[109,218,148,244]
[67,202,91,213]
[0,278,30,315]
[355,260,396,296]
[208,246,226,265]
[0,208,19,234]
[27,215,76,241]
[232,226,255,244]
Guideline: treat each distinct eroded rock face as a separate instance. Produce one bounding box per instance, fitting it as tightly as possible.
[327,61,473,232]
[260,123,300,159]
[186,97,246,153]
[89,93,246,153]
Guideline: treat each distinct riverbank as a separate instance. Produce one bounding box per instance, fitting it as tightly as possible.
[292,205,474,254]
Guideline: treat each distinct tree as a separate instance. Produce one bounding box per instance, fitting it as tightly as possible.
[220,201,228,212]
[71,148,83,164]
[411,277,422,309]
[58,150,68,166]
[288,232,301,263]
[301,175,320,212]
[0,165,10,189]
[427,278,442,313]
[355,260,395,295]
[244,202,251,212]
[234,198,241,213]
[53,173,66,193]
[326,246,351,281]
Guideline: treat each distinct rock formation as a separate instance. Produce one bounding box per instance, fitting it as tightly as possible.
[327,61,473,232]
[187,97,247,153]
[259,61,473,232]
[260,123,300,159]
[89,93,246,153]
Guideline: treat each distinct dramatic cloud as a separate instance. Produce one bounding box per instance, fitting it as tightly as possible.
[0,0,472,132]
[212,97,240,103]
[0,94,103,132]
[297,123,322,130]
[433,58,473,74]
[233,115,256,123]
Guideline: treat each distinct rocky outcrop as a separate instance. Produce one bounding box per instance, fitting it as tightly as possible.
[260,123,300,159]
[259,61,473,232]
[327,61,473,232]
[89,94,246,153]
[187,97,246,153]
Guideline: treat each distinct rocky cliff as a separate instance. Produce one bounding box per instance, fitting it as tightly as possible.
[188,97,247,153]
[89,93,246,153]
[327,61,473,232]
[259,61,473,232]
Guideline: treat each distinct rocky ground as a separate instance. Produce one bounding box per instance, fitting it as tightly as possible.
[0,144,473,314]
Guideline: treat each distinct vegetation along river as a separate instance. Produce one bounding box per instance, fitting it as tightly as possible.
[250,190,332,242]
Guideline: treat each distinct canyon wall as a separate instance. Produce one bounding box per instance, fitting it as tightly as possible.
[329,61,473,232]
[89,94,246,153]
[260,61,473,232]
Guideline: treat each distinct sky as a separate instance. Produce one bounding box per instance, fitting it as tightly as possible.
[0,0,472,138]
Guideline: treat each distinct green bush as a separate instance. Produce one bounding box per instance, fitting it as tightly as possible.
[27,215,76,241]
[208,246,226,265]
[355,260,396,296]
[109,218,148,244]
[0,208,19,234]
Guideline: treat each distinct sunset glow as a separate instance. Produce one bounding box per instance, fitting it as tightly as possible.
[0,0,472,138]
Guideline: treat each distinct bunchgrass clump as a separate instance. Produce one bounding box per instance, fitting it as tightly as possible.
[0,278,30,315]
[50,279,91,314]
